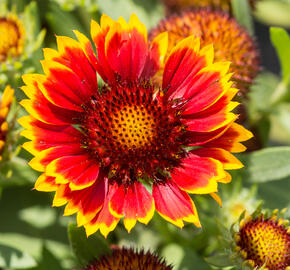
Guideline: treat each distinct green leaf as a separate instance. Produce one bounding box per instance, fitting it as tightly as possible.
[273,103,290,133]
[241,147,290,183]
[248,72,280,113]
[254,1,290,29]
[36,245,65,270]
[0,244,37,269]
[0,157,39,187]
[270,27,290,83]
[257,178,290,209]
[96,0,163,29]
[161,244,208,270]
[46,2,86,38]
[204,253,232,267]
[231,0,254,35]
[68,223,111,267]
[19,206,57,229]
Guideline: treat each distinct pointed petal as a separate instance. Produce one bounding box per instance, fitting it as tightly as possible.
[153,179,200,228]
[192,148,244,170]
[171,153,225,194]
[123,181,155,232]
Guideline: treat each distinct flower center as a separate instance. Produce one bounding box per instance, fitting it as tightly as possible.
[0,17,22,61]
[83,83,187,182]
[237,218,290,270]
[110,105,156,150]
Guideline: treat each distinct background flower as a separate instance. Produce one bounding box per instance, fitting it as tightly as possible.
[150,9,260,97]
[0,85,14,162]
[0,1,45,88]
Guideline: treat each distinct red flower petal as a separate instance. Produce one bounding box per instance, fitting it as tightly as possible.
[20,79,81,125]
[142,32,168,79]
[204,123,253,153]
[84,182,120,237]
[34,173,58,192]
[91,15,116,83]
[123,181,155,232]
[105,23,148,83]
[153,179,200,228]
[192,148,244,170]
[162,36,202,100]
[183,92,238,132]
[171,153,225,194]
[76,178,107,226]
[46,154,99,190]
[182,72,232,115]
[19,116,82,154]
[29,144,84,172]
[109,183,125,218]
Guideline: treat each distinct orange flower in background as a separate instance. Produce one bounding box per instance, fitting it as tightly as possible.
[0,86,14,161]
[150,9,260,96]
[19,13,252,237]
[83,248,172,270]
[236,214,290,270]
[0,14,25,62]
[163,0,257,15]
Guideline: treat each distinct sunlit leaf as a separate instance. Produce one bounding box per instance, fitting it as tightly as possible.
[241,147,290,182]
[161,244,208,270]
[231,0,254,35]
[0,244,37,269]
[270,27,290,83]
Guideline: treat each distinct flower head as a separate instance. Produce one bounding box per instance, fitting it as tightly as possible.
[19,14,252,237]
[163,0,257,14]
[0,3,45,88]
[235,211,290,270]
[83,248,172,270]
[0,14,24,62]
[150,9,260,96]
[0,85,14,161]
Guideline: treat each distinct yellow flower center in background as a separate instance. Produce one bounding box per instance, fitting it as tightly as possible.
[111,105,156,150]
[0,16,24,62]
[237,217,290,270]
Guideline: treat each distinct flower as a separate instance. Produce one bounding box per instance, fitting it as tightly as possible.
[0,13,24,63]
[149,9,260,96]
[0,2,45,87]
[19,13,252,237]
[83,248,172,270]
[0,85,14,162]
[235,210,290,270]
[163,0,257,15]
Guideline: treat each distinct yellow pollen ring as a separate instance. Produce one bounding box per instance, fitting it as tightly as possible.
[110,105,156,149]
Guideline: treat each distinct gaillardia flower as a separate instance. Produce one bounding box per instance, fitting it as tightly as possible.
[0,13,24,62]
[0,85,14,162]
[208,208,290,270]
[0,2,45,87]
[19,14,252,237]
[83,248,172,270]
[163,0,257,15]
[150,9,260,96]
[235,210,290,270]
